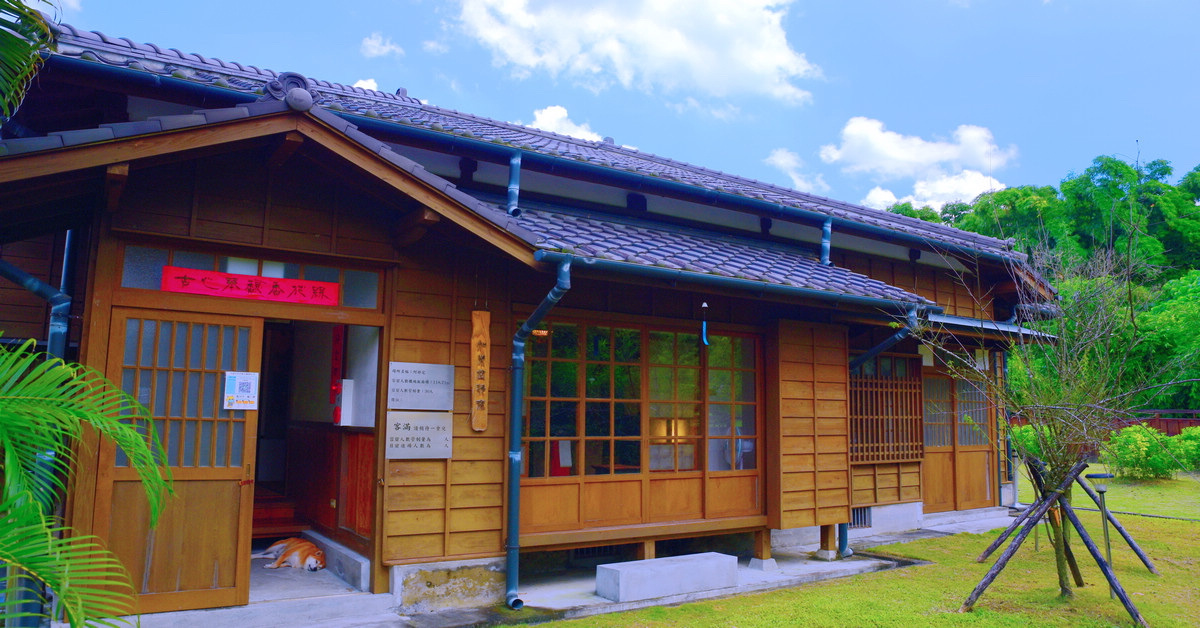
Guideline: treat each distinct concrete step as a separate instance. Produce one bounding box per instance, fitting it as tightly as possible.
[112,592,397,628]
[922,506,1010,527]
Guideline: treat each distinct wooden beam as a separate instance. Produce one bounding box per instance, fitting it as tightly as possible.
[820,524,837,552]
[104,162,129,212]
[392,207,441,248]
[754,529,772,560]
[268,131,304,170]
[636,540,656,560]
[0,115,301,184]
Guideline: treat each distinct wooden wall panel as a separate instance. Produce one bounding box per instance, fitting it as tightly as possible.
[110,152,402,263]
[767,320,850,530]
[0,235,58,340]
[830,251,994,319]
[648,478,703,522]
[382,261,511,563]
[850,462,923,507]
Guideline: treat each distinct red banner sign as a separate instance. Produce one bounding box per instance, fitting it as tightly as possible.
[160,266,340,306]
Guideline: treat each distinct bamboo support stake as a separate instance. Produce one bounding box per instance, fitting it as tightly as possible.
[1073,476,1158,574]
[977,494,1042,562]
[1057,495,1149,627]
[961,460,1088,613]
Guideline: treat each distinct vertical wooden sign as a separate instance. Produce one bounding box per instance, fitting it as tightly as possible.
[470,310,491,432]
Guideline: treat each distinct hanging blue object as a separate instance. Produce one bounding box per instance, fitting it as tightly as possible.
[701,301,710,346]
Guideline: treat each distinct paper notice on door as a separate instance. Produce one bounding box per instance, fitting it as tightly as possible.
[223,371,260,410]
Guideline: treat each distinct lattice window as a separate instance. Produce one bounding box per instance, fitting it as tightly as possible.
[850,355,923,463]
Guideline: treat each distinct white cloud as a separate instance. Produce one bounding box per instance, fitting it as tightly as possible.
[764,148,830,194]
[423,40,450,54]
[457,0,820,104]
[666,97,741,120]
[352,78,379,91]
[361,32,404,58]
[524,105,602,141]
[820,116,1016,180]
[862,170,1004,210]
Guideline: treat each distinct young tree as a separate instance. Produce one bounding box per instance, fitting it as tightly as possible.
[1,339,172,626]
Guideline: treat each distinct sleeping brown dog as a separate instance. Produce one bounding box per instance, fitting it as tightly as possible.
[251,537,326,571]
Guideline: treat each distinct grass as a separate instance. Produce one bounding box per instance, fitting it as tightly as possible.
[539,478,1200,627]
[1017,464,1200,520]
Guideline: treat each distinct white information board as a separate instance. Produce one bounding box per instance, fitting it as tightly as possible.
[387,362,454,410]
[385,411,453,459]
[222,371,260,410]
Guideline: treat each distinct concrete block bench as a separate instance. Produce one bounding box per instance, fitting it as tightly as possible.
[595,552,738,602]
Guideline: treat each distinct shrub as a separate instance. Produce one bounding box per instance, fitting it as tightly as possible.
[1171,426,1200,470]
[1102,423,1182,479]
[1009,424,1044,460]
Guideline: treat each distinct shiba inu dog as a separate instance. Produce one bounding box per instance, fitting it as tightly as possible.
[251,537,326,571]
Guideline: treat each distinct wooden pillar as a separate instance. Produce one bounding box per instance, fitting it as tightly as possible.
[820,524,837,552]
[754,529,772,560]
[636,540,656,560]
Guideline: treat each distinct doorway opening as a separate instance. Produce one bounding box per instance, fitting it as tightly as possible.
[251,320,380,598]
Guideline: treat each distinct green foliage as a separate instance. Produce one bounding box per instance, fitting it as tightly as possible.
[1170,426,1200,470]
[0,339,173,626]
[886,201,944,224]
[0,0,55,120]
[1101,424,1182,480]
[1008,424,1041,459]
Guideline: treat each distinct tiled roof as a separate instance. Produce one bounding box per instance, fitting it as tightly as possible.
[0,93,930,309]
[516,207,934,306]
[45,20,1025,263]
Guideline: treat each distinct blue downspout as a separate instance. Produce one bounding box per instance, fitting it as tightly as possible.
[820,218,832,266]
[505,259,572,610]
[838,522,851,557]
[0,238,73,626]
[506,152,522,217]
[847,307,920,371]
[0,258,71,359]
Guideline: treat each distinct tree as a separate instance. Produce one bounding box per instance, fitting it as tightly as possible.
[920,242,1195,626]
[0,0,54,120]
[886,201,943,224]
[1,339,172,626]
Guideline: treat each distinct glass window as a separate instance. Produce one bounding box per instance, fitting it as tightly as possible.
[121,246,168,289]
[524,324,758,478]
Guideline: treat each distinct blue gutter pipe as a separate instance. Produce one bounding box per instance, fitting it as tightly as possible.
[506,152,522,217]
[0,259,71,359]
[820,218,832,266]
[43,55,254,109]
[0,246,73,627]
[838,522,851,557]
[847,307,920,371]
[534,251,940,318]
[51,58,1016,265]
[505,259,572,610]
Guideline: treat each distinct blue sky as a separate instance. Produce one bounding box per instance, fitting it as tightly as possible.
[52,0,1200,211]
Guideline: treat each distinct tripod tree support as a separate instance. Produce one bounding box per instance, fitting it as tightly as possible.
[1057,493,1149,627]
[1074,476,1158,575]
[960,460,1088,613]
[977,494,1042,562]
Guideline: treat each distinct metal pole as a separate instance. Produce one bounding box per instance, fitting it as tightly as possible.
[1100,490,1113,599]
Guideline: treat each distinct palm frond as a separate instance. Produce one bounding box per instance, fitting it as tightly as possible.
[0,340,173,525]
[0,0,55,119]
[0,496,135,627]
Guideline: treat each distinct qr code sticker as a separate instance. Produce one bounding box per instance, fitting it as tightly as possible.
[236,380,253,394]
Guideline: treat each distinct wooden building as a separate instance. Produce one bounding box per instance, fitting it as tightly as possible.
[0,22,1051,614]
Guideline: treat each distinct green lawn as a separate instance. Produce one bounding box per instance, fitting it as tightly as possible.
[1017,465,1200,520]
[541,477,1200,627]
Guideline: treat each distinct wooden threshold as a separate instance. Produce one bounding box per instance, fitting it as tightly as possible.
[519,515,769,551]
